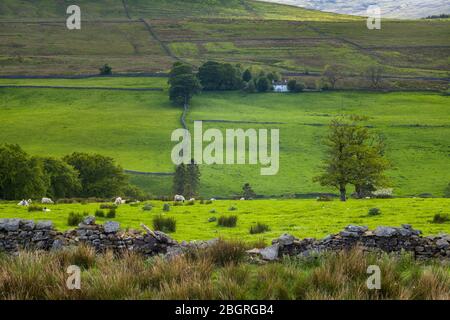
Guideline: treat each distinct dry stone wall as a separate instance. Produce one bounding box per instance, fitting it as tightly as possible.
[1,217,449,261]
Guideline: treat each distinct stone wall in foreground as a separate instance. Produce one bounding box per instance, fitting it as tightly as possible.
[0,217,449,260]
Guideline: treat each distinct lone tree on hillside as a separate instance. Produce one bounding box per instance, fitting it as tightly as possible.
[365,65,384,88]
[99,64,112,75]
[314,116,389,201]
[322,64,344,89]
[242,183,256,199]
[168,62,201,105]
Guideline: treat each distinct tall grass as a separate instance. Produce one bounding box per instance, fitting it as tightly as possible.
[0,246,448,300]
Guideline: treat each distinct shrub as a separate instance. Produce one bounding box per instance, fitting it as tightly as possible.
[218,215,238,228]
[67,212,84,226]
[153,215,176,233]
[205,199,213,204]
[95,210,105,218]
[186,199,195,205]
[173,201,183,206]
[250,223,270,234]
[100,203,117,210]
[162,203,171,212]
[28,205,43,212]
[432,213,450,224]
[106,208,116,218]
[99,64,112,75]
[368,208,381,216]
[142,203,153,211]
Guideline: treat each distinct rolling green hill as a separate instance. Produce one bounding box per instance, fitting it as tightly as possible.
[0,0,448,79]
[0,77,448,197]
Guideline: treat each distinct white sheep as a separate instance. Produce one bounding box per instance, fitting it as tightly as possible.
[240,197,245,201]
[174,195,185,202]
[189,198,195,202]
[41,197,54,204]
[17,200,29,206]
[210,198,216,201]
[114,197,125,205]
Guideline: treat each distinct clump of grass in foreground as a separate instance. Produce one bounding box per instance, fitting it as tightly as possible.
[0,247,448,300]
[153,215,176,233]
[432,213,450,224]
[250,223,270,234]
[218,215,238,227]
[67,212,84,226]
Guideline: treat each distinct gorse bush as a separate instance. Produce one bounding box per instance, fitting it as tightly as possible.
[250,223,270,234]
[368,208,381,216]
[153,215,176,233]
[95,210,105,218]
[432,213,449,224]
[218,215,238,227]
[106,208,116,218]
[67,212,84,226]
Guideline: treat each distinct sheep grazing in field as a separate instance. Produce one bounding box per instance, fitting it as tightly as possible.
[18,200,29,206]
[41,198,54,204]
[210,198,216,201]
[189,198,195,202]
[114,197,125,205]
[240,197,246,201]
[174,195,185,202]
[27,199,32,204]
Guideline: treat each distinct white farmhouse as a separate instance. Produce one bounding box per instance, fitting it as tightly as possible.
[272,80,288,92]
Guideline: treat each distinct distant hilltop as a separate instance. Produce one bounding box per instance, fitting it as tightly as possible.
[259,0,450,19]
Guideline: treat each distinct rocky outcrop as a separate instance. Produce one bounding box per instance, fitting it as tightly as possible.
[249,225,450,261]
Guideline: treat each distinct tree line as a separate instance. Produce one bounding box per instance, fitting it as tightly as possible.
[0,144,140,200]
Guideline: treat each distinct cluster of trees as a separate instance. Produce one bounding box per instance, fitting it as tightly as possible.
[173,159,201,198]
[168,61,285,105]
[314,116,390,201]
[0,144,131,200]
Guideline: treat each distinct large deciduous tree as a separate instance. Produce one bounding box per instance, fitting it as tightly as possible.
[314,116,389,201]
[63,152,126,198]
[0,144,48,200]
[168,62,201,106]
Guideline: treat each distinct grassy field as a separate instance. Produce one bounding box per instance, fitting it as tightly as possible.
[0,0,448,78]
[1,199,449,241]
[0,78,449,197]
[1,246,449,299]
